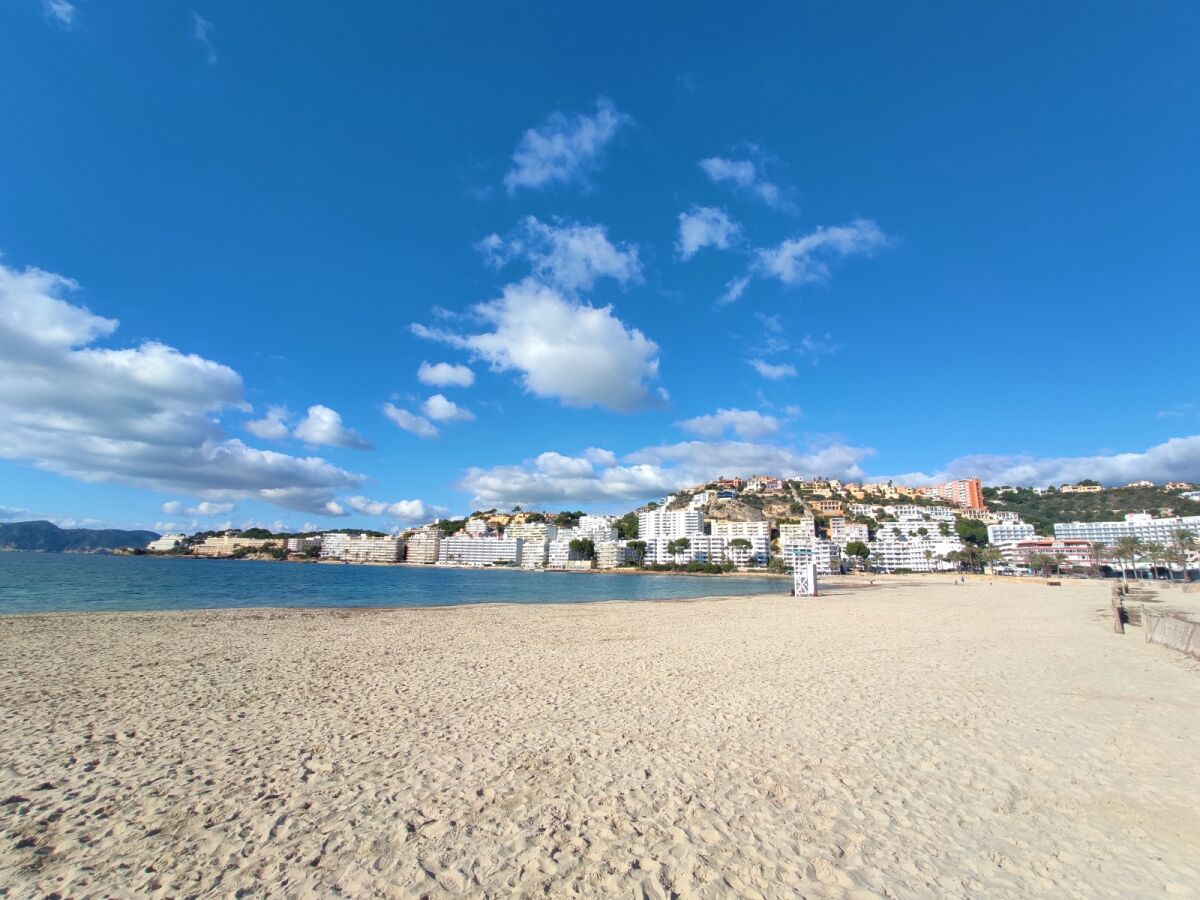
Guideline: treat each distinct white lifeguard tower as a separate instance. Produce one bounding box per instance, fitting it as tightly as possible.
[784,545,818,597]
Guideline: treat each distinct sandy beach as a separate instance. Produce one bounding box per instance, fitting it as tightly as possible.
[1,576,1198,898]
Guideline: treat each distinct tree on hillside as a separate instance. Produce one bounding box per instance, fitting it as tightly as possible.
[845,540,870,571]
[615,512,638,539]
[954,518,989,546]
[568,538,595,560]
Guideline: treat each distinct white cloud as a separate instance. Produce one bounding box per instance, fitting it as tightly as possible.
[584,447,618,466]
[890,435,1200,489]
[755,312,782,333]
[699,157,785,209]
[458,439,875,508]
[345,496,446,523]
[412,278,660,412]
[382,402,439,439]
[505,97,632,193]
[0,505,31,522]
[757,219,889,286]
[422,393,474,423]
[0,262,362,515]
[245,405,290,441]
[480,216,642,292]
[676,206,740,260]
[797,333,841,361]
[190,12,217,65]
[417,361,474,389]
[748,359,797,380]
[42,0,75,27]
[163,500,235,517]
[293,404,373,450]
[720,275,751,305]
[677,408,780,440]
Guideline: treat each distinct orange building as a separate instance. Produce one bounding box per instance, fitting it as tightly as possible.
[917,477,985,510]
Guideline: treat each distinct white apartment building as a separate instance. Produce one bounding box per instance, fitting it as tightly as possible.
[987,522,1036,544]
[574,515,618,541]
[778,519,816,541]
[828,518,869,546]
[437,535,522,567]
[505,522,559,543]
[284,536,322,553]
[146,533,186,552]
[637,506,703,540]
[780,538,840,575]
[320,533,404,563]
[868,537,954,573]
[1054,513,1200,546]
[709,520,770,540]
[405,528,441,565]
[878,515,956,540]
[192,533,277,557]
[594,541,631,569]
[884,504,957,522]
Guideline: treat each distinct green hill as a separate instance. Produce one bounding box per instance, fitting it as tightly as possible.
[983,486,1200,536]
[0,520,159,552]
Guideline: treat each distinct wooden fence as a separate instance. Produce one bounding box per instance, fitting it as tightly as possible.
[1143,608,1200,660]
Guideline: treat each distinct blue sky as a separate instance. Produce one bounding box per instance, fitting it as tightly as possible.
[2,2,1198,533]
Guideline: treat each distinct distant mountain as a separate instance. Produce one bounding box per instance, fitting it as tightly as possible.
[0,520,160,552]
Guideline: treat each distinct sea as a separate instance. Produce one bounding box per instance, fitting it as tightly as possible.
[0,552,787,614]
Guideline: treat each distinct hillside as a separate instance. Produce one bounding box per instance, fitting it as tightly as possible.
[984,486,1200,536]
[0,521,159,552]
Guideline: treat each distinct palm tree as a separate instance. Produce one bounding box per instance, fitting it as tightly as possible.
[1172,529,1197,582]
[1145,542,1167,581]
[923,548,934,571]
[1112,536,1143,584]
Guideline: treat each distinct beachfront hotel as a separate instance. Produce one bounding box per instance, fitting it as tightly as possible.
[996,538,1096,569]
[319,533,404,563]
[146,533,186,552]
[404,527,441,564]
[192,533,279,557]
[437,534,522,567]
[987,522,1037,544]
[1054,512,1200,545]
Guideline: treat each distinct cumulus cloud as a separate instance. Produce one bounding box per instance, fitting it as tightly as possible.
[677,408,780,440]
[676,206,740,260]
[505,97,632,193]
[699,157,786,209]
[190,12,217,65]
[757,219,889,286]
[382,402,438,439]
[0,262,362,515]
[42,0,76,27]
[162,500,235,517]
[479,216,642,292]
[458,439,875,508]
[345,496,446,523]
[718,219,890,305]
[293,404,373,450]
[889,435,1200,489]
[748,359,797,380]
[412,278,660,412]
[245,405,291,441]
[417,361,474,389]
[422,394,474,423]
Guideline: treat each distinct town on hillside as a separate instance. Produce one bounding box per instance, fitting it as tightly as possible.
[142,477,1200,580]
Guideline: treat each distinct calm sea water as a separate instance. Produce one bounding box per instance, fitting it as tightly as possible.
[0,552,787,614]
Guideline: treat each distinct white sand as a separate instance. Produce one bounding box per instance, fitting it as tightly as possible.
[1,576,1198,897]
